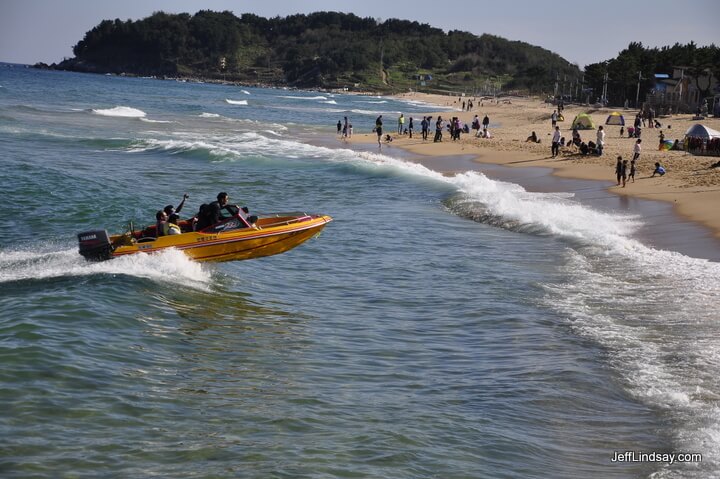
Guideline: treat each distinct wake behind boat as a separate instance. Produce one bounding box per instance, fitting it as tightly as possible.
[78,205,332,262]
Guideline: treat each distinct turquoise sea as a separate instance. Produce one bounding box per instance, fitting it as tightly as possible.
[1,64,719,478]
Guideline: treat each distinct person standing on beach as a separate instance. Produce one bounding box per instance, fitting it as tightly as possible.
[434,116,443,142]
[615,156,623,186]
[621,159,628,187]
[398,114,405,134]
[343,116,349,138]
[629,158,636,183]
[421,116,429,140]
[633,139,642,161]
[337,120,342,135]
[551,126,561,158]
[375,115,383,148]
[482,114,490,131]
[551,110,558,127]
[596,126,605,156]
[408,117,414,139]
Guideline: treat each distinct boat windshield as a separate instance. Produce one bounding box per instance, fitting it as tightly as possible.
[221,204,239,219]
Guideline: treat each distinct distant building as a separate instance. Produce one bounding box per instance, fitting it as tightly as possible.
[647,67,719,114]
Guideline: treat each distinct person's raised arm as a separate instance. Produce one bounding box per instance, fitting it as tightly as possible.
[175,193,189,214]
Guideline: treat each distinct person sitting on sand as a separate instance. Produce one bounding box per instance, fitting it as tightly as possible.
[651,162,666,177]
[526,131,540,143]
[571,128,581,147]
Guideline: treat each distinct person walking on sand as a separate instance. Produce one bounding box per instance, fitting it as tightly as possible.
[551,126,561,158]
[621,159,628,187]
[633,139,642,161]
[408,117,414,139]
[615,156,623,185]
[551,110,558,127]
[421,116,429,141]
[628,158,636,183]
[398,114,404,134]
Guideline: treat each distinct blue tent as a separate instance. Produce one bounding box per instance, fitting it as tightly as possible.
[605,112,625,126]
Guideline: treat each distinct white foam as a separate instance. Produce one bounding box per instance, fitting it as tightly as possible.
[199,112,221,118]
[546,248,720,475]
[336,148,720,473]
[350,109,388,116]
[140,118,174,124]
[225,99,248,105]
[279,95,327,100]
[322,100,338,105]
[241,90,250,95]
[0,247,212,289]
[92,106,146,118]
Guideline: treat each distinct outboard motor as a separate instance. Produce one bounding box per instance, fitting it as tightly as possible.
[77,230,113,261]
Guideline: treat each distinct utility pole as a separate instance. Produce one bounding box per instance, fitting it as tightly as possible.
[677,68,685,113]
[601,71,609,105]
[635,71,643,108]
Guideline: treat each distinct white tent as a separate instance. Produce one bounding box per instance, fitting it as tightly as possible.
[684,123,720,139]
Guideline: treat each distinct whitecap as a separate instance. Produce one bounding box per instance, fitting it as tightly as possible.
[225,99,248,105]
[92,106,146,118]
[279,95,327,100]
[139,118,174,124]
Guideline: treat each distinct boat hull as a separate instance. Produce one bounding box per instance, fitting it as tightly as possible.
[81,214,332,263]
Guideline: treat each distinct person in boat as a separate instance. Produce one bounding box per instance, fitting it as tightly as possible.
[155,210,168,237]
[195,192,230,230]
[195,192,253,231]
[166,213,182,235]
[163,193,189,218]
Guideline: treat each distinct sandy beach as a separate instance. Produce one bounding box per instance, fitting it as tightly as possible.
[343,93,720,247]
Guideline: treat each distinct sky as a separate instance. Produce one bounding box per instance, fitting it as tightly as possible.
[1,0,718,68]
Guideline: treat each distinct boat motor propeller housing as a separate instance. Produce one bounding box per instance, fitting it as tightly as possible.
[78,230,113,261]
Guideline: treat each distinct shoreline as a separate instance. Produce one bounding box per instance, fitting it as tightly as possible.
[332,94,720,261]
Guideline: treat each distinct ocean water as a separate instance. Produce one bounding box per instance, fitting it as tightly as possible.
[1,64,719,479]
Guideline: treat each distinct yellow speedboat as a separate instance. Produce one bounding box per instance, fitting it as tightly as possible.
[78,208,332,262]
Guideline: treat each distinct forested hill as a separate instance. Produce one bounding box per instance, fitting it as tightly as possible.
[45,10,580,93]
